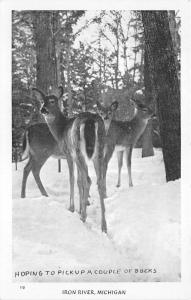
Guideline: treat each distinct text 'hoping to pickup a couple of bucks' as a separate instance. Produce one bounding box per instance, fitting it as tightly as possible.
[14,268,157,278]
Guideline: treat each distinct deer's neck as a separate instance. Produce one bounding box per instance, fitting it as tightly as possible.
[44,111,68,143]
[104,119,112,134]
[131,114,149,136]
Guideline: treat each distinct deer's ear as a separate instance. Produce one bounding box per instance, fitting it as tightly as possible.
[57,86,64,99]
[111,101,118,111]
[32,88,45,102]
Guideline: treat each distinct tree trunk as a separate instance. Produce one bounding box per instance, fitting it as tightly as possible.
[168,11,180,74]
[139,48,144,85]
[103,49,107,89]
[132,26,138,83]
[66,43,73,116]
[52,11,60,86]
[114,13,120,90]
[32,11,57,93]
[142,47,154,157]
[142,11,180,181]
[60,52,66,89]
[142,120,154,157]
[115,24,119,90]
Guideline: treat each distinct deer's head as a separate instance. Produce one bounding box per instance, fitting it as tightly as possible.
[96,101,118,119]
[32,86,64,121]
[130,99,154,121]
[96,100,119,132]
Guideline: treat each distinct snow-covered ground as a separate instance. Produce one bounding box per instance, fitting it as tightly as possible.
[12,148,180,282]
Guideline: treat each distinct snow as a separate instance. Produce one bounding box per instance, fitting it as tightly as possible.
[12,148,180,282]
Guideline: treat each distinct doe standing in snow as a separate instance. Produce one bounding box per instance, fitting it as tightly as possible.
[21,122,65,198]
[97,100,154,196]
[33,86,107,233]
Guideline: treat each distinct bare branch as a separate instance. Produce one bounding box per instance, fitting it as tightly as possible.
[100,30,116,50]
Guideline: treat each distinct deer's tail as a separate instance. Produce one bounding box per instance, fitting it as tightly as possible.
[73,113,105,162]
[84,119,96,159]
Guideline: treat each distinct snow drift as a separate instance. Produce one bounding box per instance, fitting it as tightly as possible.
[12,148,180,282]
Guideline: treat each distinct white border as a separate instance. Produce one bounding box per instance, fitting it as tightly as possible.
[0,0,191,299]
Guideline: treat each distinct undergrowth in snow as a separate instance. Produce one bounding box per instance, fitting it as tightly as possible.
[12,148,180,282]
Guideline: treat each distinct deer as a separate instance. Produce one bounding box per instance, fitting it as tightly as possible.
[21,122,65,198]
[96,99,154,197]
[32,86,107,233]
[20,102,113,200]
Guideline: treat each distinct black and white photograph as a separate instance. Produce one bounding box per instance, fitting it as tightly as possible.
[0,0,191,299]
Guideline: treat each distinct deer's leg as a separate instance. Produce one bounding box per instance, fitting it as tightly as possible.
[86,176,91,205]
[21,157,32,198]
[66,156,75,212]
[77,168,83,214]
[77,171,90,212]
[126,146,133,187]
[93,156,107,233]
[116,151,124,188]
[58,159,61,173]
[102,145,115,198]
[31,157,49,197]
[75,154,91,223]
